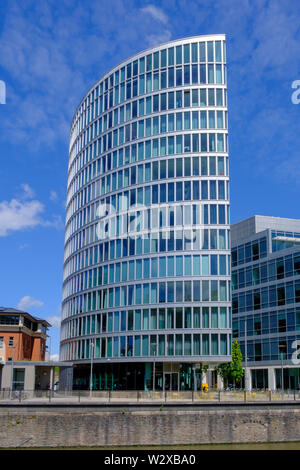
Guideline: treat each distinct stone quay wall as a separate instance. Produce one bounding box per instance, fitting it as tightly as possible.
[1,405,300,448]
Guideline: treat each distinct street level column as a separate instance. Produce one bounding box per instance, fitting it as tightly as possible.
[268,367,276,391]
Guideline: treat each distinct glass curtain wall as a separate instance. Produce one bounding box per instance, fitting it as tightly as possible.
[60,35,231,390]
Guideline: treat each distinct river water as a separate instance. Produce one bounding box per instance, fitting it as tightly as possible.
[33,441,300,450]
[130,441,300,450]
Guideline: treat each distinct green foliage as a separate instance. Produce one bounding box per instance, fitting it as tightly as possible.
[214,340,244,387]
[199,364,209,374]
[197,364,209,385]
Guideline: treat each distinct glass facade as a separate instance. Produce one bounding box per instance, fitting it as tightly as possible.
[60,35,231,390]
[231,218,300,390]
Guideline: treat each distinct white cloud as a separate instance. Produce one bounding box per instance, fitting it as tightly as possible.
[50,353,59,362]
[42,214,64,230]
[0,2,87,148]
[49,190,58,201]
[139,5,171,46]
[17,295,44,311]
[0,198,44,236]
[0,2,175,149]
[47,315,61,329]
[140,5,169,24]
[0,185,64,236]
[145,30,172,47]
[20,183,35,199]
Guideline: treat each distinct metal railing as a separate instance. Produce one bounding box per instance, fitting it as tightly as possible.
[1,388,300,404]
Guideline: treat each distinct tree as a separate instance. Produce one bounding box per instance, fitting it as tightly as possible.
[214,340,244,388]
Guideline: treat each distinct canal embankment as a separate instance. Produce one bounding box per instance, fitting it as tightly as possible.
[1,401,300,448]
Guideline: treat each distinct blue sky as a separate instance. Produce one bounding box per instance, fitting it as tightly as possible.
[0,0,300,358]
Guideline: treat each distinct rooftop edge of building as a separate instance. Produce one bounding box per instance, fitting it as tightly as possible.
[0,307,51,327]
[231,215,300,246]
[70,33,227,131]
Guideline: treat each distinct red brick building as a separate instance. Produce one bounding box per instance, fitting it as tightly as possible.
[0,307,51,362]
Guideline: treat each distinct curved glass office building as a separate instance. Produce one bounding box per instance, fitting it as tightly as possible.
[60,35,232,391]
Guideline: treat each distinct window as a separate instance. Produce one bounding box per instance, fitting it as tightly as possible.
[13,368,25,391]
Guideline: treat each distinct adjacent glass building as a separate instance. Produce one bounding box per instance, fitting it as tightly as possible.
[231,215,300,390]
[60,35,232,390]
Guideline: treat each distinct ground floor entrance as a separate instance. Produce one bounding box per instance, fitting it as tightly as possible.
[73,362,210,391]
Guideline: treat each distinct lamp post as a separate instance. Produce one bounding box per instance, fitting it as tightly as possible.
[163,338,168,392]
[279,345,285,395]
[9,342,16,400]
[153,350,156,392]
[48,335,52,361]
[244,319,249,392]
[193,364,196,392]
[281,351,284,395]
[89,340,94,397]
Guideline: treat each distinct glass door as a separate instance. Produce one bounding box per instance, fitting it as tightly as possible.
[164,372,179,391]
